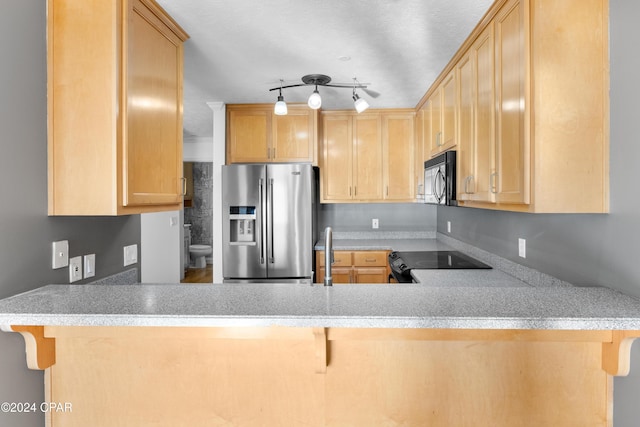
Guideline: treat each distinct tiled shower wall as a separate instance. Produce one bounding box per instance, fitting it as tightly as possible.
[184,162,213,247]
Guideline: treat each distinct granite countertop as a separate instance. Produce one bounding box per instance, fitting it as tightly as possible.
[410,268,532,288]
[314,231,448,252]
[3,233,639,331]
[2,283,640,330]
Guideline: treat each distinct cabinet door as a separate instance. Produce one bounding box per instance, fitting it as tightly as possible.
[125,0,183,207]
[473,25,496,203]
[317,267,353,284]
[414,107,427,199]
[458,24,496,203]
[457,52,474,201]
[429,89,442,157]
[272,109,314,162]
[440,70,457,151]
[353,267,389,284]
[383,114,414,200]
[494,0,528,204]
[322,115,353,201]
[227,109,271,163]
[352,115,383,200]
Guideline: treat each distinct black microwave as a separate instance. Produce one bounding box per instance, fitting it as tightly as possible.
[424,151,457,206]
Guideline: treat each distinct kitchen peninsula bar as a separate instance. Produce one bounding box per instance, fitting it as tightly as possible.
[2,283,640,426]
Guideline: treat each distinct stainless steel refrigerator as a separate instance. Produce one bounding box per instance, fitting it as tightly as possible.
[222,163,315,283]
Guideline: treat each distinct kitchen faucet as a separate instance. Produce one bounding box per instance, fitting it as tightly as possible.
[324,227,333,286]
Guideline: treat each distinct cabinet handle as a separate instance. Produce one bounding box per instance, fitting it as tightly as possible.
[437,132,443,147]
[181,177,187,196]
[386,186,389,196]
[354,186,357,197]
[490,172,498,194]
[464,176,474,194]
[272,147,276,159]
[365,258,377,262]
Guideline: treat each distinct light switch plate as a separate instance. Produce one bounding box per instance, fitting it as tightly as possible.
[83,254,96,279]
[518,238,526,258]
[52,240,69,269]
[123,244,138,266]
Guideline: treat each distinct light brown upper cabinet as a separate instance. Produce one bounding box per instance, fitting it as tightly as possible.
[47,0,189,215]
[320,110,414,203]
[321,113,382,202]
[383,114,415,200]
[414,100,431,201]
[429,70,457,157]
[226,104,318,165]
[418,0,609,213]
[457,24,497,204]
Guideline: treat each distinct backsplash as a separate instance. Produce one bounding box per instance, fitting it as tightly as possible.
[318,202,436,232]
[184,162,213,246]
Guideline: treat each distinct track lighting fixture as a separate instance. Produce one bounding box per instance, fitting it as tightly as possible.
[269,74,372,115]
[274,80,287,115]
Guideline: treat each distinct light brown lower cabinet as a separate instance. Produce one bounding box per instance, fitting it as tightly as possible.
[13,325,632,426]
[315,250,390,284]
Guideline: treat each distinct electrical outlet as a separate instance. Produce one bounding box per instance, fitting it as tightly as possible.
[447,221,452,233]
[52,240,69,269]
[518,238,526,258]
[372,218,379,229]
[69,256,82,282]
[84,254,96,279]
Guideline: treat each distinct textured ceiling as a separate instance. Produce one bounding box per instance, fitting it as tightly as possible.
[156,0,495,138]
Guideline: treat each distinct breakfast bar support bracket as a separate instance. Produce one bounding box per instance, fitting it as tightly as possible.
[313,327,327,374]
[602,331,640,376]
[9,325,56,370]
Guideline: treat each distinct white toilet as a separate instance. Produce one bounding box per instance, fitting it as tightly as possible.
[189,244,212,269]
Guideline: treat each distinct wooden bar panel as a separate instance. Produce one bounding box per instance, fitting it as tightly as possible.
[36,326,624,426]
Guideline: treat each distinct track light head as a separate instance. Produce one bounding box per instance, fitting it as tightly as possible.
[274,94,287,115]
[308,86,322,110]
[353,93,369,113]
[274,81,288,115]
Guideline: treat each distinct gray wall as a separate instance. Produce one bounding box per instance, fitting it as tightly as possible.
[436,1,640,424]
[318,203,437,232]
[0,2,141,425]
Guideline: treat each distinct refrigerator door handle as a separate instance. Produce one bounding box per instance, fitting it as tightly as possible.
[259,178,265,264]
[268,178,275,264]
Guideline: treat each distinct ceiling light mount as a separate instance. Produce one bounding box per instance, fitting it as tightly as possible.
[269,74,371,114]
[301,74,332,86]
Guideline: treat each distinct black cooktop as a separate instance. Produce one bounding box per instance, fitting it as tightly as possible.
[388,250,492,282]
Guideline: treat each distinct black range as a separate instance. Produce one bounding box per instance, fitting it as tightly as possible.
[388,251,492,283]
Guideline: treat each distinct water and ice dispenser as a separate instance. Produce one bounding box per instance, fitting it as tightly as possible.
[229,206,256,245]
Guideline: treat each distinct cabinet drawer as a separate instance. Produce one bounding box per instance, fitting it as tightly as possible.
[316,251,352,267]
[352,251,388,267]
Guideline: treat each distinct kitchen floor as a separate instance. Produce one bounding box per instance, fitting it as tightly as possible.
[181,265,213,283]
